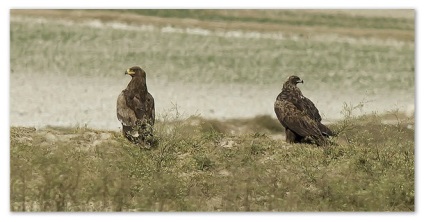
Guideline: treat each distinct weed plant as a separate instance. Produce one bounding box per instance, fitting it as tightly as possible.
[10,105,414,211]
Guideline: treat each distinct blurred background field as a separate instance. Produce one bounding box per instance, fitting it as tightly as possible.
[10,9,414,130]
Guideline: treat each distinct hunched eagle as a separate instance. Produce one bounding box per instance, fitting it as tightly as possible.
[116,66,156,146]
[274,75,334,146]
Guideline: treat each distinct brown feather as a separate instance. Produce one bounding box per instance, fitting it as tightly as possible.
[274,75,333,146]
[116,90,137,127]
[116,66,156,146]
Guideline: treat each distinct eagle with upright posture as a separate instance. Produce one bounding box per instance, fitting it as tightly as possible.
[117,66,156,146]
[274,75,334,146]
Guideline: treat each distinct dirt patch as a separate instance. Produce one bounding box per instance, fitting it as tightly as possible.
[10,72,414,130]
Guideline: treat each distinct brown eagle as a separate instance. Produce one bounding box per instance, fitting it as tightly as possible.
[116,66,156,146]
[274,75,334,146]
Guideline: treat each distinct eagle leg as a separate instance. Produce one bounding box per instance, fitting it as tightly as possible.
[310,135,329,146]
[285,128,303,143]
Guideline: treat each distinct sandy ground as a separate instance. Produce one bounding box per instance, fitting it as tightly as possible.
[10,73,414,131]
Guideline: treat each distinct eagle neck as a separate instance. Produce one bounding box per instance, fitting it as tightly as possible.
[281,83,304,98]
[128,75,147,95]
[283,83,301,91]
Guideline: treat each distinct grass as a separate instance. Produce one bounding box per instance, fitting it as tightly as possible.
[10,10,414,93]
[112,9,414,31]
[10,109,414,211]
[11,9,415,42]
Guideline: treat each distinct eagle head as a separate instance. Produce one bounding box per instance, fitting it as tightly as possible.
[125,66,146,78]
[287,75,304,85]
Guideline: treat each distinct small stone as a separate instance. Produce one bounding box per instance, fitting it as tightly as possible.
[218,169,231,177]
[220,140,235,148]
[44,132,57,142]
[99,133,111,140]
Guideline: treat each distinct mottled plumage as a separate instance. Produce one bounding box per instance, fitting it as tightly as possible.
[274,75,334,146]
[117,66,156,146]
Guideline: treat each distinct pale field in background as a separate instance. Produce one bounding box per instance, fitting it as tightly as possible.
[10,9,414,130]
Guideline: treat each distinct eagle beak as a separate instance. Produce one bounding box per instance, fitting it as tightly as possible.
[125,69,135,75]
[298,79,304,84]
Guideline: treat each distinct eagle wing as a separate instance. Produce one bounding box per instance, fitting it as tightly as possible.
[274,100,323,137]
[116,90,138,126]
[117,89,155,125]
[301,97,334,136]
[145,92,155,125]
[301,97,322,122]
[280,91,334,137]
[279,88,322,122]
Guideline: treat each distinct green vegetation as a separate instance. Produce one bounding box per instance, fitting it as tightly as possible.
[10,109,414,211]
[114,9,414,31]
[10,10,414,92]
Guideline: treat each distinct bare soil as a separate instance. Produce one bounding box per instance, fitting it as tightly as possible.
[10,72,414,130]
